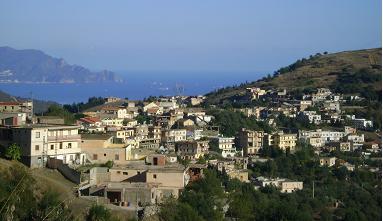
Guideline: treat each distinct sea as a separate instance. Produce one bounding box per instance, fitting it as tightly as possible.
[0,71,266,104]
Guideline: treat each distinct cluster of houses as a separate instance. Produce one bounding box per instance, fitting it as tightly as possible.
[0,87,380,213]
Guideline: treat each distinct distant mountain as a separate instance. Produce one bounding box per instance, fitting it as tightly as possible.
[0,46,123,83]
[205,48,382,105]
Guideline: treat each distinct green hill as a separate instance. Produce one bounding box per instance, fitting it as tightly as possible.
[205,48,382,105]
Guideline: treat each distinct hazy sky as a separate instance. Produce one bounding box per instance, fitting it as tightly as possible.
[0,0,381,72]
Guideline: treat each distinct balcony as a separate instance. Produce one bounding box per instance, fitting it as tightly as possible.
[47,134,81,142]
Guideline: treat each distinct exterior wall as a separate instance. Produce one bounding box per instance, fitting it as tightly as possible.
[2,125,82,168]
[85,147,127,165]
[281,182,303,193]
[238,129,264,156]
[320,157,336,167]
[273,134,297,151]
[227,170,249,182]
[176,141,209,160]
[146,170,187,188]
[109,168,147,182]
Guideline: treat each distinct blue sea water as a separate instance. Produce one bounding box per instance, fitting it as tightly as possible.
[0,71,265,104]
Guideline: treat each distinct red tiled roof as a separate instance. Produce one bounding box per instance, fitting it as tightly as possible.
[79,117,100,124]
[0,102,22,106]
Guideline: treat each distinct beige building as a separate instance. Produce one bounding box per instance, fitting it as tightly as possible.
[176,140,209,160]
[0,101,33,120]
[86,163,190,205]
[162,129,187,143]
[273,132,297,152]
[256,177,303,193]
[0,125,84,168]
[319,157,336,167]
[101,118,124,127]
[246,87,266,100]
[238,128,264,156]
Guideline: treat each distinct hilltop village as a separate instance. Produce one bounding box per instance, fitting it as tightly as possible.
[0,85,381,220]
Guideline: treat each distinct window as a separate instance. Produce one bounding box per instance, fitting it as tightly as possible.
[93,154,98,160]
[60,143,63,149]
[115,154,119,160]
[117,171,121,174]
[104,153,106,157]
[36,132,40,138]
[153,174,157,179]
[35,145,39,151]
[68,143,72,149]
[50,144,54,150]
[123,172,128,175]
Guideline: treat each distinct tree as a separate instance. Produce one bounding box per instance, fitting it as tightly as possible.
[5,143,21,161]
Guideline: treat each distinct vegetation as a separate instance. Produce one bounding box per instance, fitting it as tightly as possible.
[135,114,152,124]
[207,109,273,136]
[160,170,225,221]
[86,204,120,221]
[0,164,74,220]
[5,143,21,161]
[64,97,106,113]
[204,48,381,107]
[44,104,76,124]
[161,144,381,221]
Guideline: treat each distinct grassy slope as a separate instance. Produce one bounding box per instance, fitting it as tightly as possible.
[205,48,382,104]
[0,159,135,220]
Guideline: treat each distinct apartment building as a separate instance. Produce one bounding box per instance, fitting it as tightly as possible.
[176,140,209,160]
[273,132,297,152]
[214,137,237,158]
[238,128,264,156]
[101,118,124,127]
[298,111,322,125]
[0,101,33,120]
[161,129,187,143]
[0,124,84,168]
[299,129,345,147]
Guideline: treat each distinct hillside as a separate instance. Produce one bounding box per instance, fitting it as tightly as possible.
[0,46,123,83]
[205,48,382,105]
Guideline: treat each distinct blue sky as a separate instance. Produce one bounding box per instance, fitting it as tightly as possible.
[0,0,381,72]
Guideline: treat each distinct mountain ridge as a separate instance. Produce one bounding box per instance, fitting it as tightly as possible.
[0,46,123,83]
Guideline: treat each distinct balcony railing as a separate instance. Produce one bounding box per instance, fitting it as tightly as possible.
[47,135,81,141]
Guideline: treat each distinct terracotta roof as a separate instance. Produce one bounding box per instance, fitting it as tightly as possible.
[0,102,23,106]
[147,108,160,114]
[79,117,101,124]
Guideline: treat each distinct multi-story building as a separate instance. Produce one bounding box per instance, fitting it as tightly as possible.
[273,132,297,152]
[238,128,264,156]
[176,140,209,160]
[0,101,33,120]
[100,106,129,119]
[299,129,345,147]
[298,111,322,125]
[161,129,187,143]
[86,163,190,205]
[101,118,124,127]
[352,118,373,129]
[0,125,84,168]
[215,137,237,158]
